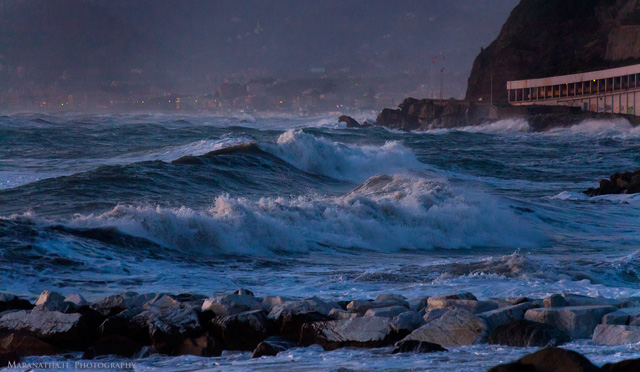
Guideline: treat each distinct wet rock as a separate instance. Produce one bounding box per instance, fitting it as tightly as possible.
[300,316,397,350]
[201,294,263,316]
[82,335,143,359]
[33,290,75,313]
[488,320,570,347]
[583,170,640,197]
[524,305,616,339]
[401,307,488,347]
[602,357,640,372]
[432,292,477,301]
[0,294,32,312]
[176,332,221,357]
[0,333,59,356]
[131,306,202,354]
[329,308,358,320]
[543,294,568,308]
[426,298,498,314]
[390,311,425,336]
[210,310,271,351]
[487,297,535,308]
[0,310,98,350]
[479,302,538,332]
[252,336,297,358]
[620,308,640,326]
[602,310,631,325]
[98,308,149,344]
[391,339,446,354]
[276,311,332,342]
[363,306,407,318]
[592,324,640,346]
[346,298,409,315]
[489,347,602,372]
[338,115,361,128]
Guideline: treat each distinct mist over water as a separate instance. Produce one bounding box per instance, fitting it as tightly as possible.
[1,113,640,370]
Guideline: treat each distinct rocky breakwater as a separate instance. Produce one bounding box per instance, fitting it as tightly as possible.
[374,98,475,131]
[2,290,640,368]
[584,170,640,197]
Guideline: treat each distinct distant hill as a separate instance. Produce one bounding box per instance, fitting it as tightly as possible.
[0,0,518,95]
[466,0,640,102]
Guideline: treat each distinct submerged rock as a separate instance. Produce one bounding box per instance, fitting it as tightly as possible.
[488,347,602,372]
[583,170,640,197]
[338,115,361,128]
[392,339,446,354]
[488,320,570,347]
[252,336,297,358]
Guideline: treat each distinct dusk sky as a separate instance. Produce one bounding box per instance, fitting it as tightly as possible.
[0,0,519,98]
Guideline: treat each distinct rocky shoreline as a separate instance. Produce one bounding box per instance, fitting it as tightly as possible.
[2,290,640,370]
[359,97,640,132]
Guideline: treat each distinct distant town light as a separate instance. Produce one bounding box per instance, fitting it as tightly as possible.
[280,101,283,104]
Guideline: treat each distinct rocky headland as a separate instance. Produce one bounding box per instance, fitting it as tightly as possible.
[3,289,640,370]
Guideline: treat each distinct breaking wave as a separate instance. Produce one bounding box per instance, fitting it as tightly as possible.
[50,174,542,256]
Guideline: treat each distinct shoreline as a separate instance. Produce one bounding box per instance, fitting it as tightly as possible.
[2,290,640,370]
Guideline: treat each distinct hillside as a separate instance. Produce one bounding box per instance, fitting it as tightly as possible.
[466,0,640,102]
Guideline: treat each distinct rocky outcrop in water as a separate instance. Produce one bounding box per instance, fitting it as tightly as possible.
[584,170,640,197]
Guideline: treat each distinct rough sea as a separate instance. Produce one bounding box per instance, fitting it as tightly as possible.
[1,112,640,371]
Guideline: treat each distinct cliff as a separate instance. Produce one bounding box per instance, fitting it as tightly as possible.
[466,0,640,102]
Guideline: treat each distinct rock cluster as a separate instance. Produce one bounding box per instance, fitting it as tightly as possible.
[584,170,640,197]
[2,290,640,367]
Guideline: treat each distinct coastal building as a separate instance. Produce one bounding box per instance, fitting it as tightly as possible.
[507,63,640,116]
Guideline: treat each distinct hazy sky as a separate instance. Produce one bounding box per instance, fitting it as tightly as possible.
[0,0,519,97]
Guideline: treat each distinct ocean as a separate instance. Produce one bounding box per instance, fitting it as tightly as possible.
[1,112,640,370]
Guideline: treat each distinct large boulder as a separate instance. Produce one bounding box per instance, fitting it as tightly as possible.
[488,320,570,347]
[479,302,538,332]
[602,357,640,372]
[268,297,333,340]
[0,310,98,350]
[210,310,272,351]
[391,339,446,354]
[401,307,487,347]
[300,316,397,350]
[524,306,616,339]
[488,347,602,372]
[252,336,297,358]
[329,308,358,320]
[0,333,59,356]
[32,290,76,313]
[201,294,263,316]
[131,306,202,355]
[592,324,640,346]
